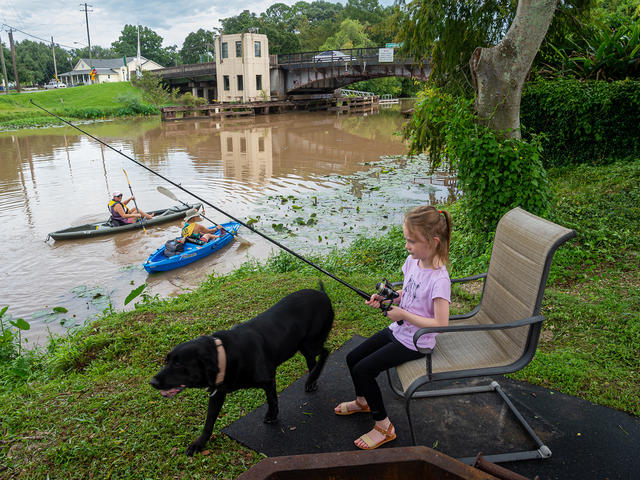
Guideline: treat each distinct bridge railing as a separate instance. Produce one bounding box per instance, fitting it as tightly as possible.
[276,47,389,66]
[341,89,376,97]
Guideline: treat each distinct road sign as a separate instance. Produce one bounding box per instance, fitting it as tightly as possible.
[379,48,394,63]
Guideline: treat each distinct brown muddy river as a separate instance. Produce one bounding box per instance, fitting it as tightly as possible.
[0,107,457,345]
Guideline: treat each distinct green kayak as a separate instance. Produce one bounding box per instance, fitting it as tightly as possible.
[47,203,202,241]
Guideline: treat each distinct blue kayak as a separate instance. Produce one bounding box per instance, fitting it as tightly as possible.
[143,222,241,273]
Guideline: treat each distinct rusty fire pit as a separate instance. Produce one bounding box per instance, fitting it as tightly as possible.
[238,446,508,479]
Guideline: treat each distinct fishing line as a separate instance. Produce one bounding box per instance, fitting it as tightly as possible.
[32,100,371,300]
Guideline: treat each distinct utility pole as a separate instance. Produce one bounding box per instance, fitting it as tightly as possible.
[0,33,9,94]
[81,3,93,79]
[7,29,20,93]
[51,37,58,82]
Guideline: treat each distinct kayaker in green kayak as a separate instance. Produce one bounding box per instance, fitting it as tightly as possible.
[180,208,224,243]
[109,191,154,226]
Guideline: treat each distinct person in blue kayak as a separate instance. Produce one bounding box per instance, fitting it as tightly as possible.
[108,191,154,226]
[180,208,224,243]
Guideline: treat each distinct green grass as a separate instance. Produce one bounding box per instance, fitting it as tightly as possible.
[0,160,638,479]
[0,83,158,130]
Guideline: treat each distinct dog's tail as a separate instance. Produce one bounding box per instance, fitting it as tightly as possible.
[317,279,326,293]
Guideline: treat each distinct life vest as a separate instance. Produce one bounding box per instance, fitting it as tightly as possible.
[181,222,200,239]
[108,200,130,226]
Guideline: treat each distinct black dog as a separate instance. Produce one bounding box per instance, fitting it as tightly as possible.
[150,287,334,456]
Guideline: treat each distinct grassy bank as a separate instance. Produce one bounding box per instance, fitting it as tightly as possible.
[0,83,157,130]
[0,160,638,479]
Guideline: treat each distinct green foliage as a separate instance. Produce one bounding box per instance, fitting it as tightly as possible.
[405,88,550,231]
[521,79,640,165]
[177,91,207,107]
[180,29,215,64]
[131,71,173,107]
[111,25,178,67]
[399,0,595,95]
[538,21,640,80]
[350,77,403,96]
[3,39,73,86]
[321,18,375,50]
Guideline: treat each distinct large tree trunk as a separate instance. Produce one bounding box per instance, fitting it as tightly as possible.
[470,0,557,139]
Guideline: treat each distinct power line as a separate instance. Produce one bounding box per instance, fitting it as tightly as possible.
[0,23,83,50]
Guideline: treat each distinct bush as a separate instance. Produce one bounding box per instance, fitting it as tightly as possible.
[521,80,640,165]
[405,88,550,233]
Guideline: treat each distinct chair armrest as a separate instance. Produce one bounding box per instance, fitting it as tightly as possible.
[451,272,487,284]
[412,315,545,350]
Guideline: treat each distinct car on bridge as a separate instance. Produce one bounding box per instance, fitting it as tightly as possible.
[312,50,354,63]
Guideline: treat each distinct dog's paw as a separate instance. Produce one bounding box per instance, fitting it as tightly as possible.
[263,413,279,424]
[186,440,206,456]
[305,381,318,392]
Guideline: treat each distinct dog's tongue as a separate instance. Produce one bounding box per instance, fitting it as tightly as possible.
[160,386,184,397]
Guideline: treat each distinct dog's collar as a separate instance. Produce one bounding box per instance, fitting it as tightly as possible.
[209,337,226,396]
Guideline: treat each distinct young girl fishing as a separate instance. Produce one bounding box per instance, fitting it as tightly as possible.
[334,205,452,450]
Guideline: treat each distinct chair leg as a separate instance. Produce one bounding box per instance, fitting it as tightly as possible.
[401,379,552,464]
[405,396,417,445]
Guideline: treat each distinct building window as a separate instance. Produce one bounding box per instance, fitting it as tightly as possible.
[221,42,228,59]
[256,74,262,91]
[258,137,265,152]
[237,75,244,91]
[235,41,242,57]
[227,137,233,152]
[223,75,230,91]
[240,137,246,153]
[254,41,261,57]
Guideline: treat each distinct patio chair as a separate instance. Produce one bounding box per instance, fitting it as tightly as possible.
[387,207,575,464]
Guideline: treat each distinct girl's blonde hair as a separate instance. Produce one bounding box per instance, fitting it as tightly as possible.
[404,205,452,265]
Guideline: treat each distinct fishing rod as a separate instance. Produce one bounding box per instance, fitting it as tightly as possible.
[31,100,371,300]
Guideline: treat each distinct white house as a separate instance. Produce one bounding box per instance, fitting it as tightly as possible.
[59,56,164,85]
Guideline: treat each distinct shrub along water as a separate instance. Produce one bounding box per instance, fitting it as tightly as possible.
[521,79,640,165]
[404,88,550,233]
[0,158,638,479]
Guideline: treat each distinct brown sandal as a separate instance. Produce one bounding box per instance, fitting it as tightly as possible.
[355,423,397,450]
[334,399,371,415]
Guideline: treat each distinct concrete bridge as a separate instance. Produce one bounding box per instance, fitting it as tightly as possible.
[158,47,430,101]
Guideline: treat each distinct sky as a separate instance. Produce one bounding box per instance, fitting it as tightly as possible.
[0,0,395,51]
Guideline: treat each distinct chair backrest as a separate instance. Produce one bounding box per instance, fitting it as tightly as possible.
[478,208,575,348]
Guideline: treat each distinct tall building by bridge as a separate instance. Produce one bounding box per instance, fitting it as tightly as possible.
[215,32,270,103]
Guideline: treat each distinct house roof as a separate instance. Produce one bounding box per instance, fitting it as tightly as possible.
[78,57,144,69]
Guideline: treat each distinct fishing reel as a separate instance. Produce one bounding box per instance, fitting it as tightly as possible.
[375,278,402,323]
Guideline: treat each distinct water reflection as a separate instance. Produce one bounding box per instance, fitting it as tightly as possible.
[0,109,454,346]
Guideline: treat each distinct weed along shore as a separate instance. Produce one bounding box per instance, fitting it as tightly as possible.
[0,159,638,478]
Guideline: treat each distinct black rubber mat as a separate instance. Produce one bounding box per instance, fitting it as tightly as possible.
[223,336,640,479]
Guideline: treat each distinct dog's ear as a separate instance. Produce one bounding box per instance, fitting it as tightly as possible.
[198,336,219,387]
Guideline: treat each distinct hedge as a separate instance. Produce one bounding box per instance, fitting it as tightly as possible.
[521,80,640,166]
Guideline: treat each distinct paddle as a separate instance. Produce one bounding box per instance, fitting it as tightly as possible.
[122,168,146,232]
[157,186,252,246]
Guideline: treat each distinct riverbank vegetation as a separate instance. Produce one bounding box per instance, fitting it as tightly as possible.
[1,158,638,478]
[0,83,156,130]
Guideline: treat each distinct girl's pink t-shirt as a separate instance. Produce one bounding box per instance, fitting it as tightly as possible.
[388,256,451,351]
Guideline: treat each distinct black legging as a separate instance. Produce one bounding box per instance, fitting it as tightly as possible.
[346,328,424,421]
